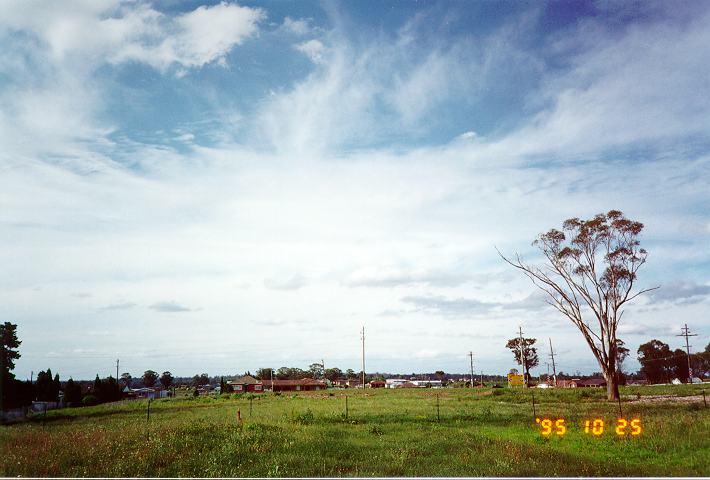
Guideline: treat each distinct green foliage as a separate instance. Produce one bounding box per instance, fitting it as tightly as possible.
[142,370,158,388]
[638,339,673,383]
[160,371,174,389]
[0,322,21,381]
[291,409,314,425]
[81,394,99,406]
[2,386,709,476]
[368,424,384,435]
[64,378,83,407]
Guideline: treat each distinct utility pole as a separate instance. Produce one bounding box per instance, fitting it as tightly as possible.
[677,324,698,382]
[480,370,483,388]
[361,326,366,389]
[549,338,557,387]
[116,358,119,382]
[270,368,274,392]
[468,351,474,388]
[518,326,527,387]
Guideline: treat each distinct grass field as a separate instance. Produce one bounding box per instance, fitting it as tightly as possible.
[2,385,709,477]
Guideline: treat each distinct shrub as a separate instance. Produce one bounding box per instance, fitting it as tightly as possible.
[292,409,314,425]
[82,395,99,406]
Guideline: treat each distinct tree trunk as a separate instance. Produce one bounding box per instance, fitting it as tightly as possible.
[604,356,620,401]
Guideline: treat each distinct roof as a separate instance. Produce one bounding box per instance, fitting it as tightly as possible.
[577,378,607,386]
[228,375,262,385]
[262,378,327,387]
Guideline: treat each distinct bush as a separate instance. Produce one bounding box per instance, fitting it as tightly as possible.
[82,395,99,406]
[292,409,314,425]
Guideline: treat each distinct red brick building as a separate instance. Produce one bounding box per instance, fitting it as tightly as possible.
[261,378,327,392]
[227,375,264,393]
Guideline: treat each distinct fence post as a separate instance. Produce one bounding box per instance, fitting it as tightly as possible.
[146,399,151,441]
[436,394,440,422]
[345,395,348,419]
[617,396,623,418]
[531,390,536,418]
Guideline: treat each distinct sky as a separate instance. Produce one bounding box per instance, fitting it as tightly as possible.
[1,0,709,381]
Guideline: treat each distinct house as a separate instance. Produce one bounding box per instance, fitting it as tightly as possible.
[555,379,578,388]
[261,378,327,392]
[411,380,443,388]
[385,379,409,389]
[368,380,386,388]
[396,381,419,388]
[227,375,264,393]
[577,378,606,388]
[128,387,163,399]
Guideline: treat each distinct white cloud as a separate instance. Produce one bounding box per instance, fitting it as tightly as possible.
[295,39,326,64]
[0,1,265,72]
[281,16,312,36]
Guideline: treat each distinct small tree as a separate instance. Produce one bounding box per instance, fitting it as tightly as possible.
[638,340,673,384]
[505,337,539,384]
[160,371,174,389]
[309,362,325,379]
[64,378,83,407]
[142,370,158,388]
[0,322,21,382]
[120,372,132,388]
[500,210,656,400]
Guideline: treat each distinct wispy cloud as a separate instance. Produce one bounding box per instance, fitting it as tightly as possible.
[149,301,192,313]
[99,301,137,312]
[647,282,710,305]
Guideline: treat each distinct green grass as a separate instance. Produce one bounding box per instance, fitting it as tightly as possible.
[1,385,709,477]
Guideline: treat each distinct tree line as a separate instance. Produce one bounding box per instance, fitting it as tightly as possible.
[506,334,710,385]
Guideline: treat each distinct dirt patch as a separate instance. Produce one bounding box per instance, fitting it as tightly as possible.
[627,394,707,404]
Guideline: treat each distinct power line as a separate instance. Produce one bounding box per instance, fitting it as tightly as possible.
[360,326,366,389]
[677,323,698,381]
[549,337,557,387]
[468,351,474,389]
[518,326,527,387]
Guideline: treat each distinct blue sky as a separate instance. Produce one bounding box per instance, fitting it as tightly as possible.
[1,1,709,381]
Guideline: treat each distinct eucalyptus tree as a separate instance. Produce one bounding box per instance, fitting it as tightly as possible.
[500,210,656,400]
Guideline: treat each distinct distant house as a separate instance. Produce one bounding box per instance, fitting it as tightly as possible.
[228,375,264,393]
[385,379,409,389]
[554,380,578,388]
[261,378,327,392]
[411,380,443,388]
[577,378,606,388]
[127,387,164,399]
[396,381,419,389]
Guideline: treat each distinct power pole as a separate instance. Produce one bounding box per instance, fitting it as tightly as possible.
[468,351,474,388]
[677,324,698,382]
[116,358,119,382]
[549,338,557,387]
[361,326,366,389]
[518,326,527,387]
